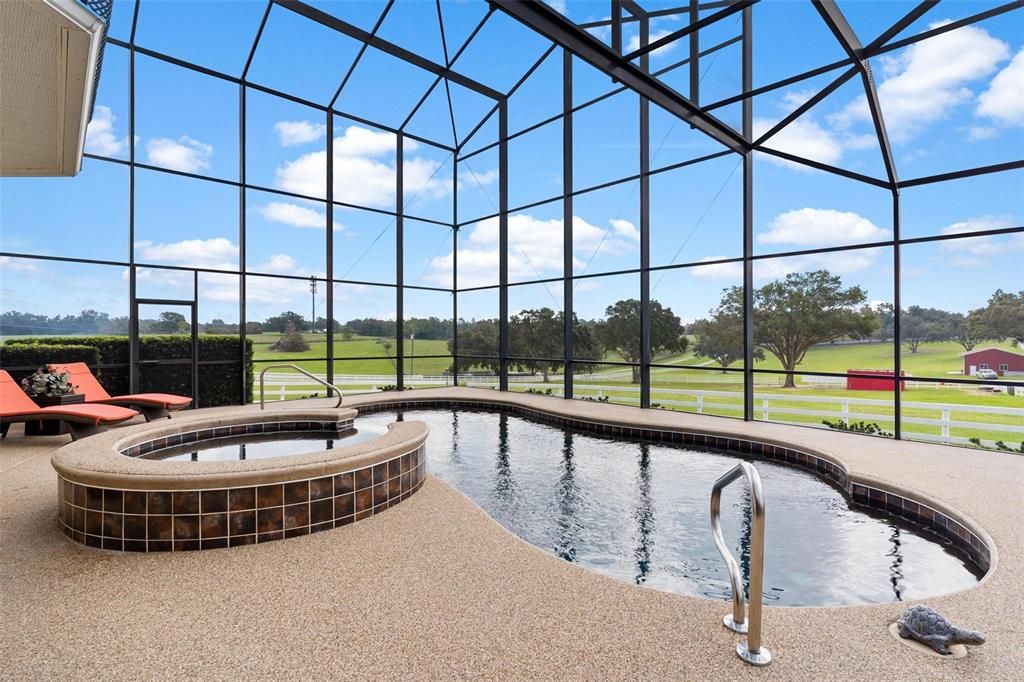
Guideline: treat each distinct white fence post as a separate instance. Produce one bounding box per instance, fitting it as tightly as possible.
[761,397,769,420]
[941,409,950,441]
[279,386,284,401]
[842,400,849,426]
[697,393,704,415]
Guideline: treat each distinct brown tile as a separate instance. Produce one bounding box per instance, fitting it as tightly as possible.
[102,513,123,539]
[103,490,123,513]
[284,503,309,530]
[124,515,147,541]
[229,487,256,512]
[355,509,372,521]
[354,467,373,491]
[334,472,354,495]
[257,507,283,534]
[388,475,401,499]
[355,489,374,514]
[173,491,200,515]
[102,537,124,552]
[230,510,256,536]
[334,493,354,519]
[309,477,333,501]
[257,531,283,544]
[201,490,228,514]
[400,453,410,474]
[201,538,229,550]
[257,485,283,508]
[373,483,387,507]
[85,510,103,536]
[200,513,227,539]
[71,506,85,532]
[174,515,200,541]
[124,540,147,552]
[148,540,172,552]
[124,491,147,515]
[284,527,309,539]
[148,516,173,541]
[148,492,172,515]
[85,534,103,549]
[174,540,200,551]
[284,481,309,505]
[372,463,388,485]
[310,498,333,525]
[62,478,73,503]
[401,472,411,493]
[336,514,354,527]
[310,521,333,534]
[85,487,104,511]
[229,535,255,547]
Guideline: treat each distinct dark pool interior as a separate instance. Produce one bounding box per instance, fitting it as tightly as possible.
[142,425,389,462]
[356,408,983,607]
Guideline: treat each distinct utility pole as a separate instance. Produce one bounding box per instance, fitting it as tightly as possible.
[309,276,317,334]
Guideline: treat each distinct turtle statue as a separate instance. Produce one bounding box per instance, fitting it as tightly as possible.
[896,605,986,655]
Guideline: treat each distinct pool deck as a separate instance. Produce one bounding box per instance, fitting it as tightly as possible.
[2,387,1022,680]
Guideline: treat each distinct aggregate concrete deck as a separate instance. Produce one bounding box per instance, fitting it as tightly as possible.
[2,387,1022,680]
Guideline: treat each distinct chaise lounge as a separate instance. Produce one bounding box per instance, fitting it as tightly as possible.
[48,362,193,422]
[0,370,138,440]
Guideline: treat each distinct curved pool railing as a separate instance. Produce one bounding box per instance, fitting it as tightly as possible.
[259,364,343,410]
[710,462,771,667]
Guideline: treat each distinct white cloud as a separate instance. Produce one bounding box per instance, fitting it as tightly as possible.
[546,0,567,16]
[628,29,678,57]
[256,201,342,231]
[84,105,128,156]
[830,21,1009,142]
[977,47,1024,126]
[967,126,998,141]
[145,136,213,173]
[939,215,1018,266]
[427,213,640,288]
[135,237,237,269]
[274,125,450,208]
[691,249,882,281]
[0,256,38,272]
[758,208,889,246]
[273,120,327,146]
[754,117,843,168]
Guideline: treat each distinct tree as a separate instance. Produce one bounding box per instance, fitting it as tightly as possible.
[150,311,189,334]
[950,312,983,352]
[900,306,953,353]
[692,311,764,372]
[509,308,563,382]
[264,311,308,333]
[971,289,1024,345]
[449,318,500,374]
[270,321,310,352]
[595,299,687,384]
[713,270,877,388]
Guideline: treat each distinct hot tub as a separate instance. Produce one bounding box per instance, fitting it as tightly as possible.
[51,408,427,551]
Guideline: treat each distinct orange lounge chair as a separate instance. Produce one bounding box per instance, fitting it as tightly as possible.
[49,363,192,422]
[0,370,138,440]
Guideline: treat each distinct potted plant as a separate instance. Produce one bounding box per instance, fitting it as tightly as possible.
[20,368,82,407]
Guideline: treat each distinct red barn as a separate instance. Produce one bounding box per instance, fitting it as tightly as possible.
[847,369,906,391]
[961,347,1024,376]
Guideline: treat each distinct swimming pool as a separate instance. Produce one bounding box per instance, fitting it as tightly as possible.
[358,408,983,607]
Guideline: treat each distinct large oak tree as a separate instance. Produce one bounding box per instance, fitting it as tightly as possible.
[595,299,687,383]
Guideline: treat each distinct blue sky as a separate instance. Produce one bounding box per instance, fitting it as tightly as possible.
[1,0,1021,330]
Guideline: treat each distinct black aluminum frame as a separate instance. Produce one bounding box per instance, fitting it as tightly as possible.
[2,0,1021,445]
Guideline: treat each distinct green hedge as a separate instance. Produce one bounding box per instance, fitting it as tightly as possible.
[1,335,253,407]
[0,344,101,385]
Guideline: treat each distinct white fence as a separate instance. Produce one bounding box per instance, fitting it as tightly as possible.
[254,373,1023,447]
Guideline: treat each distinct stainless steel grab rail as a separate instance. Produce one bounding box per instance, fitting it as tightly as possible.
[710,462,771,666]
[259,364,343,410]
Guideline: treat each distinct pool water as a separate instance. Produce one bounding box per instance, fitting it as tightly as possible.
[143,425,389,462]
[358,408,983,607]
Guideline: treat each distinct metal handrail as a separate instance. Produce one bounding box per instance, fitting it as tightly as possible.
[710,462,771,667]
[259,364,343,410]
